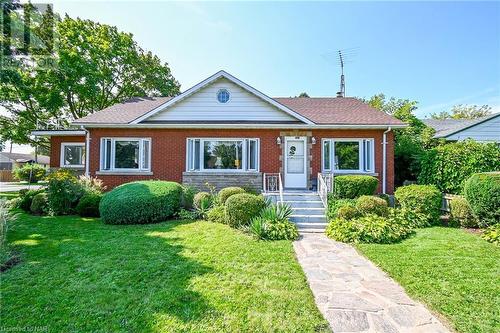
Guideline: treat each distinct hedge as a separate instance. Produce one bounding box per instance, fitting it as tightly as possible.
[193,192,212,209]
[449,196,477,228]
[394,184,442,224]
[100,181,182,224]
[464,173,500,227]
[333,175,378,199]
[355,196,389,217]
[218,187,245,205]
[76,192,102,217]
[225,193,266,227]
[419,140,500,194]
[30,192,48,215]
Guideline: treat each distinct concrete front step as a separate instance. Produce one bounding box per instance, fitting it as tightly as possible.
[282,194,322,201]
[283,200,325,208]
[291,207,325,215]
[294,221,328,229]
[290,214,327,223]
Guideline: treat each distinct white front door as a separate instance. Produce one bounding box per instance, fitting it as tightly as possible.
[284,136,307,189]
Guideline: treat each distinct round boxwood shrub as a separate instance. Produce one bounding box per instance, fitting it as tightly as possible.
[333,175,379,199]
[76,192,102,217]
[181,186,196,209]
[13,163,47,183]
[218,187,245,205]
[100,181,182,225]
[193,192,212,209]
[225,193,266,228]
[207,205,225,224]
[394,184,442,224]
[30,192,48,215]
[19,189,45,212]
[327,199,356,220]
[464,172,500,227]
[449,196,478,228]
[336,206,360,220]
[355,195,389,217]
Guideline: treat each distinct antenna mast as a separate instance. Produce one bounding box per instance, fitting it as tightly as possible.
[337,50,345,97]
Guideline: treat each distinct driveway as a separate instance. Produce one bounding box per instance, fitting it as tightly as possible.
[294,233,449,332]
[0,182,44,192]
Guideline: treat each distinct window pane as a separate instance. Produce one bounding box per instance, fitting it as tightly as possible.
[142,140,150,170]
[335,141,359,170]
[203,140,243,170]
[364,140,372,171]
[105,139,111,170]
[64,145,84,166]
[194,140,200,170]
[115,141,139,169]
[248,140,257,170]
[323,140,331,170]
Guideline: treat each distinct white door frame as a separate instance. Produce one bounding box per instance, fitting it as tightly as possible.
[284,136,308,189]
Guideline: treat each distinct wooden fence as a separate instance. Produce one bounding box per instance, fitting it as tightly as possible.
[0,170,14,182]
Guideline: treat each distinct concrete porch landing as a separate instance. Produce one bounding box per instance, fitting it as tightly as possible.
[294,233,449,333]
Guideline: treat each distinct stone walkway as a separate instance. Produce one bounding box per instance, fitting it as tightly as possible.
[293,233,449,333]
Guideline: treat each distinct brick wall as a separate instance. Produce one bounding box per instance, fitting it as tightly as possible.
[50,135,86,168]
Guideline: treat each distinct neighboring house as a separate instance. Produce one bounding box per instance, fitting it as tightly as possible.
[32,71,405,193]
[422,113,500,143]
[0,152,50,171]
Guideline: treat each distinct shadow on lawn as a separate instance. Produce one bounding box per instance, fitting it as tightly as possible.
[3,216,216,332]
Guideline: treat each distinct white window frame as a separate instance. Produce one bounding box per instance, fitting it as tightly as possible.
[60,142,85,168]
[321,138,375,173]
[99,137,151,172]
[186,138,260,173]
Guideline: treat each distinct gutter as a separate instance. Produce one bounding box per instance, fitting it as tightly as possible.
[382,127,392,194]
[81,126,90,177]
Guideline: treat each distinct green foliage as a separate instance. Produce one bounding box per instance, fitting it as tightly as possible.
[175,208,199,220]
[482,224,499,245]
[449,197,478,228]
[464,173,500,227]
[333,175,378,199]
[355,196,389,217]
[46,169,84,215]
[225,193,266,228]
[419,140,500,194]
[249,204,298,241]
[30,192,48,215]
[218,187,245,205]
[389,208,430,229]
[431,104,492,120]
[327,198,356,220]
[99,181,182,225]
[181,186,196,209]
[325,213,414,244]
[76,192,102,217]
[377,193,391,205]
[12,163,47,183]
[193,192,212,210]
[395,184,442,224]
[206,205,226,224]
[18,189,45,212]
[336,206,360,220]
[77,175,106,195]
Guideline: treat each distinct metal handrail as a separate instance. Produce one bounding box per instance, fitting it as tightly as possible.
[263,173,284,205]
[317,173,328,208]
[278,172,284,205]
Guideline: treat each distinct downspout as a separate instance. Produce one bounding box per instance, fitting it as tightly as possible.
[82,126,90,177]
[382,127,392,194]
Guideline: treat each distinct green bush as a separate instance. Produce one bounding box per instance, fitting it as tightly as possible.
[333,175,379,199]
[336,206,360,220]
[355,195,389,217]
[225,193,266,228]
[482,224,499,245]
[325,213,414,244]
[193,192,212,209]
[249,204,298,240]
[395,184,442,224]
[13,163,47,183]
[18,189,45,212]
[46,169,84,215]
[30,192,48,215]
[181,186,196,209]
[464,173,500,227]
[419,140,500,194]
[100,181,182,225]
[218,187,245,205]
[207,205,225,224]
[76,192,102,217]
[449,196,478,228]
[327,199,356,220]
[175,208,199,220]
[390,208,430,229]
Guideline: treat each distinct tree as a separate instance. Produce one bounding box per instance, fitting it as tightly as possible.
[0,4,180,149]
[297,92,309,98]
[431,104,492,120]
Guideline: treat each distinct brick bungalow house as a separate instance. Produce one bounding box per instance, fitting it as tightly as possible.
[32,71,405,194]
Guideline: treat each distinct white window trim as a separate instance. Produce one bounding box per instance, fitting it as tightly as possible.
[99,137,151,172]
[321,138,375,173]
[186,137,260,173]
[60,142,85,168]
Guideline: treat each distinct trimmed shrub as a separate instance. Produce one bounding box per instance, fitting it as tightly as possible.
[218,187,245,205]
[390,208,430,229]
[464,173,500,227]
[19,189,45,212]
[327,199,356,220]
[449,197,478,228]
[249,204,298,240]
[76,192,102,217]
[100,181,182,225]
[13,163,47,183]
[225,193,266,228]
[336,206,360,220]
[207,205,225,224]
[325,213,414,244]
[394,184,442,224]
[333,175,379,199]
[355,196,389,217]
[30,192,48,215]
[181,186,196,209]
[193,192,212,209]
[377,193,391,206]
[419,140,500,194]
[482,224,499,245]
[46,169,84,215]
[176,208,199,220]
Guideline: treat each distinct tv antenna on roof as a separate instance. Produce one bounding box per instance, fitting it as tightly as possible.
[322,47,358,98]
[338,50,345,98]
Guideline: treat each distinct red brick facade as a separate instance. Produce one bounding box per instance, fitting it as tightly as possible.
[50,135,86,169]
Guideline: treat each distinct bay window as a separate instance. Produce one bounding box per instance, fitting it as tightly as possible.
[187,138,259,172]
[60,143,85,168]
[100,138,151,172]
[322,139,374,173]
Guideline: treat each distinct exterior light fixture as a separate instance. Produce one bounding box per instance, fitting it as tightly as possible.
[311,137,316,145]
[276,137,282,145]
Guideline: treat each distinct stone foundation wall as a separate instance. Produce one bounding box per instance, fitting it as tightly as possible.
[182,172,263,192]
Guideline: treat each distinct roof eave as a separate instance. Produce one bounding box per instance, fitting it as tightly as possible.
[31,130,87,136]
[72,123,407,129]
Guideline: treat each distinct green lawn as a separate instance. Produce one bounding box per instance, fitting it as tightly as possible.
[1,213,329,332]
[357,227,500,333]
[0,192,19,199]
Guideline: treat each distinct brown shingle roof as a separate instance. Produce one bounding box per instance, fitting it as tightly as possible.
[73,97,173,124]
[275,97,405,125]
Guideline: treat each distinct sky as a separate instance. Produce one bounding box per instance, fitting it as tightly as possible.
[5,0,500,153]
